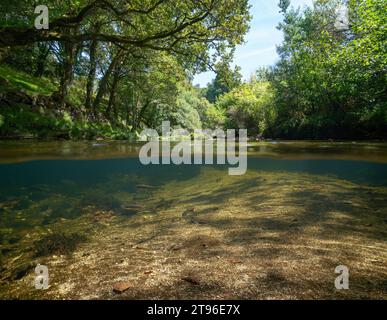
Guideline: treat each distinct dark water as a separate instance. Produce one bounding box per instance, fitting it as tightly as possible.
[0,140,386,249]
[1,157,387,194]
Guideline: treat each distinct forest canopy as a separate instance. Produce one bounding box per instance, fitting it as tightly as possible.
[0,0,385,140]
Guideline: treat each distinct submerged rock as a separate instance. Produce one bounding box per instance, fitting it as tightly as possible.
[181,276,200,285]
[227,258,242,264]
[113,281,131,294]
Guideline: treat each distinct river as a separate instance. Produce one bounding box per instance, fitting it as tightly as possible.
[0,141,386,299]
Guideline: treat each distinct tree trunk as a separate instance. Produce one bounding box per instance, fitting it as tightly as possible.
[85,23,102,116]
[106,68,121,119]
[133,100,151,131]
[92,49,124,114]
[131,96,141,132]
[34,43,50,77]
[85,39,98,114]
[59,30,78,108]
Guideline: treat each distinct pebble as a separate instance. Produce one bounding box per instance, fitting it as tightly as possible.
[182,276,200,285]
[113,281,131,294]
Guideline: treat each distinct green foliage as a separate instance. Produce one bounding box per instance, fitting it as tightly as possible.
[0,65,56,96]
[0,0,385,140]
[1,0,251,71]
[143,84,204,132]
[279,0,291,14]
[173,86,203,131]
[0,104,66,138]
[270,0,387,139]
[202,104,226,129]
[206,59,243,103]
[0,0,252,139]
[216,79,276,137]
[0,102,136,140]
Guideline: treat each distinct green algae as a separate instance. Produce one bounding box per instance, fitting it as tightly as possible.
[33,232,87,257]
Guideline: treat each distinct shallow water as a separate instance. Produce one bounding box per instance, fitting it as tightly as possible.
[0,141,386,299]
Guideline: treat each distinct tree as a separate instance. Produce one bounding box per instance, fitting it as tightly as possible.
[85,23,102,112]
[104,51,186,131]
[279,0,290,14]
[1,0,251,113]
[271,0,386,139]
[216,77,276,137]
[0,0,250,70]
[205,58,243,103]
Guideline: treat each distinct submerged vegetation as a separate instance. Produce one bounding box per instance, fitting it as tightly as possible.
[33,233,87,257]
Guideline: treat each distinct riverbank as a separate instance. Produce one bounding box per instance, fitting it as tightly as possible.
[1,65,385,142]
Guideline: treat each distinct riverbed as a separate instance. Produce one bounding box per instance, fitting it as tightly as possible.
[0,141,386,299]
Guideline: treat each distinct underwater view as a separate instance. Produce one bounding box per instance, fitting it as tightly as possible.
[1,0,386,308]
[0,141,386,299]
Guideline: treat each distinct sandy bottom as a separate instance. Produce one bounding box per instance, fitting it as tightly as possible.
[1,168,386,299]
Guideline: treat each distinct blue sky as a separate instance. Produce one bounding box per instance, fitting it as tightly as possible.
[193,0,313,87]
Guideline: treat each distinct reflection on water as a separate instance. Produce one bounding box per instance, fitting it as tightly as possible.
[1,140,387,163]
[0,141,386,299]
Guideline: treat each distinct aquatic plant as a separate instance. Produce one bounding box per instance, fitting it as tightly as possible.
[33,232,87,257]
